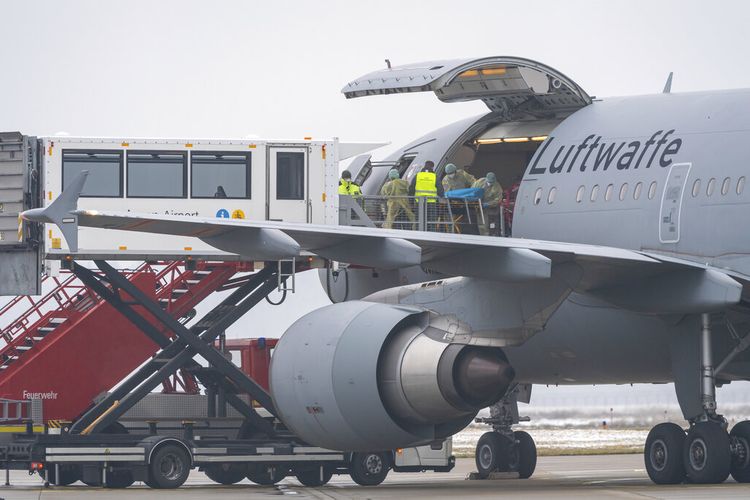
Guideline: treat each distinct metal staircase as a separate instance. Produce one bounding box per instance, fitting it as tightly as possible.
[0,261,248,422]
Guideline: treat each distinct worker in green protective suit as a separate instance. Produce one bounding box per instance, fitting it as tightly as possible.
[472,172,503,236]
[380,168,415,229]
[441,163,474,193]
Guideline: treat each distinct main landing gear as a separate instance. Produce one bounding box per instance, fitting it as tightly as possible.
[645,313,750,484]
[474,385,537,479]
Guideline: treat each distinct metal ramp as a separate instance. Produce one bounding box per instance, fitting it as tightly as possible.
[0,261,246,422]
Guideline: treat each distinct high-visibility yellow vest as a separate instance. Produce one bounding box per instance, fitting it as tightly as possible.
[414,171,437,203]
[339,180,361,196]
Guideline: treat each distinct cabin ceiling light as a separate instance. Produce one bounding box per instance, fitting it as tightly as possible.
[474,138,504,145]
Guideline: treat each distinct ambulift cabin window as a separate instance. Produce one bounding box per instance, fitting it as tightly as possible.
[62,150,123,197]
[276,152,305,200]
[191,152,251,199]
[127,151,187,198]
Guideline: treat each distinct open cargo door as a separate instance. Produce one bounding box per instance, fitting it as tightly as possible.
[342,57,591,119]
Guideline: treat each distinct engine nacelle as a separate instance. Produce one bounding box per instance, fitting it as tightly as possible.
[270,301,514,451]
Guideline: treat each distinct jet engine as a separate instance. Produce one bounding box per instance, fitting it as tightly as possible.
[269,301,515,451]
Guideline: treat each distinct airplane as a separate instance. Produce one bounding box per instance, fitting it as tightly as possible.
[23,56,750,486]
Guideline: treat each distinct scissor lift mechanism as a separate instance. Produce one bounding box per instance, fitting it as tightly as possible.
[0,259,369,488]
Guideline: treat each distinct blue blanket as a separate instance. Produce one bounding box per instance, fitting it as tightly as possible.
[445,187,484,200]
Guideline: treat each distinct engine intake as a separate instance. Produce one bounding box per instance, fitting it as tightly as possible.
[270,301,514,451]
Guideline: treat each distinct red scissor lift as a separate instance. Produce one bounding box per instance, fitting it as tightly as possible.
[0,260,248,423]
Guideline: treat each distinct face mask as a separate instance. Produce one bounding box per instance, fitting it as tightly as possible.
[447,173,456,179]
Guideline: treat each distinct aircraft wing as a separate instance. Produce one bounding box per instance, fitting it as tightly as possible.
[22,173,743,314]
[45,209,739,314]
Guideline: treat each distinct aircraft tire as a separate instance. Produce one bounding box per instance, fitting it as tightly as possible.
[349,452,390,486]
[514,431,537,479]
[475,432,509,478]
[683,422,731,484]
[730,420,750,483]
[644,423,686,484]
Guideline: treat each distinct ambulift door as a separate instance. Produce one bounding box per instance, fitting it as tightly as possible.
[268,147,309,222]
[342,56,592,118]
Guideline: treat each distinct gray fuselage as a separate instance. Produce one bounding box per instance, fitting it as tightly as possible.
[358,89,750,387]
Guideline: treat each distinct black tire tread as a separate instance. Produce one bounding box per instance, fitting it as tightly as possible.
[730,420,750,483]
[644,422,686,484]
[514,430,537,479]
[349,452,389,486]
[683,422,731,484]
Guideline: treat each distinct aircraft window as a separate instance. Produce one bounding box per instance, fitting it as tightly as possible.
[619,183,628,201]
[533,187,543,205]
[127,151,186,198]
[191,152,251,199]
[738,176,746,195]
[706,178,716,197]
[721,177,731,196]
[547,187,557,204]
[604,184,614,201]
[575,185,585,203]
[276,152,305,200]
[590,184,600,202]
[691,179,701,197]
[633,182,643,200]
[648,181,657,200]
[62,150,123,198]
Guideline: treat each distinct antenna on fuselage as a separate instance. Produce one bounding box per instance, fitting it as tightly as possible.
[663,72,674,94]
[385,59,392,69]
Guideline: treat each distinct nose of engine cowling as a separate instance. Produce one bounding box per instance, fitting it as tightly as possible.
[453,347,515,408]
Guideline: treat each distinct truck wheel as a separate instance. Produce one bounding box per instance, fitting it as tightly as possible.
[42,465,80,486]
[295,466,333,486]
[349,452,389,486]
[104,470,135,488]
[247,464,287,485]
[148,444,190,489]
[205,463,247,485]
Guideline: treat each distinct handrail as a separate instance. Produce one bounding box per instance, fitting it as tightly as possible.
[0,262,155,356]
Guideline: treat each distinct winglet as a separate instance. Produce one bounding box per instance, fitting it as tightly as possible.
[21,170,88,252]
[663,72,673,94]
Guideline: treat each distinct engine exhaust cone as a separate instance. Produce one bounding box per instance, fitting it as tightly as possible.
[454,347,515,407]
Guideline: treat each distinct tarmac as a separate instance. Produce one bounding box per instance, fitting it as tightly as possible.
[0,454,748,499]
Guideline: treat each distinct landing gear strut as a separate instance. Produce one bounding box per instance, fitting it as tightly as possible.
[645,313,750,484]
[474,385,537,479]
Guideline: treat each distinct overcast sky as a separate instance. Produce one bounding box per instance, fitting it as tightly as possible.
[3,0,749,406]
[3,0,750,155]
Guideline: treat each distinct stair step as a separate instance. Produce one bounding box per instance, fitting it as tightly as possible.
[171,289,188,294]
[31,336,44,341]
[184,279,201,285]
[16,345,31,351]
[193,271,211,276]
[37,327,55,332]
[48,318,66,324]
